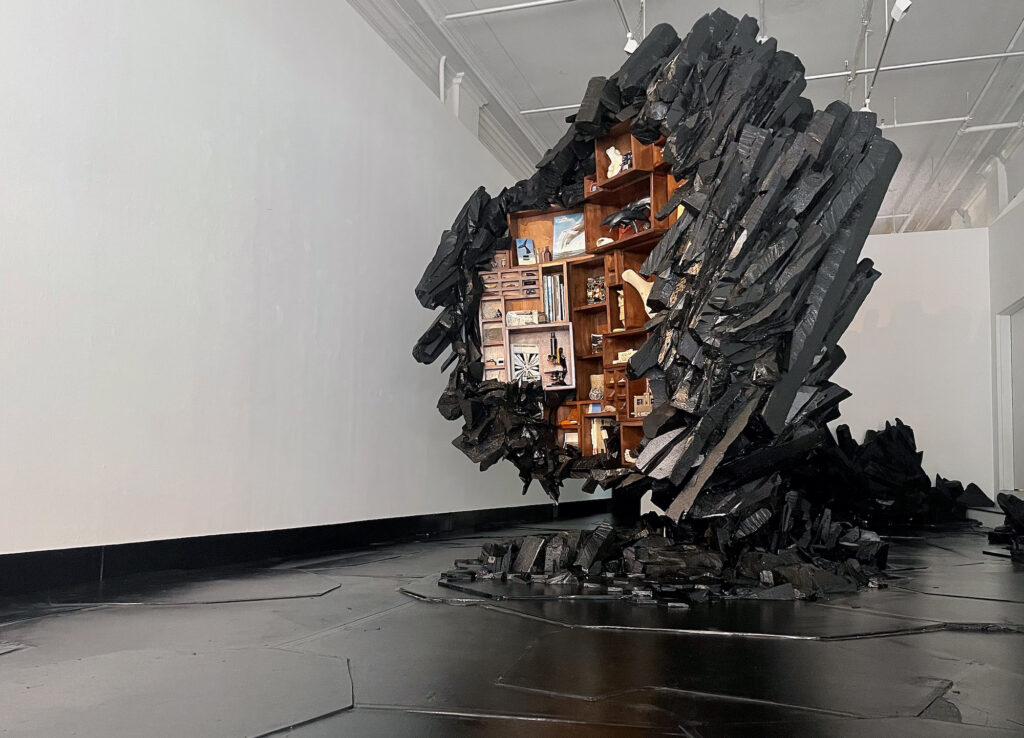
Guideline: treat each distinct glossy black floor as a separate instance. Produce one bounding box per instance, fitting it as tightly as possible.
[2,513,1023,737]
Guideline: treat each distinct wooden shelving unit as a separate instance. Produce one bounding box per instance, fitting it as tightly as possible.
[481,117,675,462]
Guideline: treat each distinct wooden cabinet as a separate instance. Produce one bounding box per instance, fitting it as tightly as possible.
[487,120,682,460]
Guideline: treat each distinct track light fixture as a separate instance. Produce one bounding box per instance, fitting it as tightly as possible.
[624,31,639,54]
[890,0,912,24]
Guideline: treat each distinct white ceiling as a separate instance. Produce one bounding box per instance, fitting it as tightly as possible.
[362,0,1024,232]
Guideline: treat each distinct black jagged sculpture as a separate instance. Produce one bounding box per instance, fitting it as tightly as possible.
[413,11,989,552]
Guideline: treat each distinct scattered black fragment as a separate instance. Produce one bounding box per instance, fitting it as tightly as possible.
[513,536,545,574]
[574,522,613,573]
[991,493,1024,562]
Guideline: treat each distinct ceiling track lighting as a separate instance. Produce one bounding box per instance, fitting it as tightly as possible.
[615,0,644,55]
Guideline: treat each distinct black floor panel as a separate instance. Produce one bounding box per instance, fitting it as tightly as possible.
[485,597,938,638]
[43,567,340,606]
[1,516,1022,735]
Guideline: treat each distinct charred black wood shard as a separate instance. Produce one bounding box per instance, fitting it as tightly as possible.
[992,492,1024,561]
[574,522,613,572]
[414,10,988,578]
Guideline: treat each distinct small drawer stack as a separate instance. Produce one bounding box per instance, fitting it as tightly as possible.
[481,266,540,298]
[604,367,629,419]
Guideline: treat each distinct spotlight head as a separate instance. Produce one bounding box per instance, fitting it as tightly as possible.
[624,32,639,54]
[891,0,912,23]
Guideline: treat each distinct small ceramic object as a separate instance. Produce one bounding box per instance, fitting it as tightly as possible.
[606,146,623,178]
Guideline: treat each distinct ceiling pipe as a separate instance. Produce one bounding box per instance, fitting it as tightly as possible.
[962,119,1024,133]
[879,116,970,130]
[806,50,1024,81]
[520,103,581,114]
[879,116,1024,132]
[896,16,1024,232]
[444,0,584,20]
[519,50,1024,114]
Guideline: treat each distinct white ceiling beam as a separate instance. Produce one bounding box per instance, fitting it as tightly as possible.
[520,103,583,114]
[807,50,1024,81]
[879,116,970,130]
[963,120,1024,134]
[444,0,586,21]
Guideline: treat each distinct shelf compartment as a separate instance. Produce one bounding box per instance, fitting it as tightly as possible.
[594,121,656,188]
[593,226,666,253]
[507,321,571,333]
[508,207,585,265]
[509,323,574,391]
[603,326,648,338]
[621,424,645,466]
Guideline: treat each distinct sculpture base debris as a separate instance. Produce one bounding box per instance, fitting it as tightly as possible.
[990,492,1024,563]
[444,418,1002,601]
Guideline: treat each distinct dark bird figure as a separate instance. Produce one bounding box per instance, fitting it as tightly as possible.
[601,196,651,234]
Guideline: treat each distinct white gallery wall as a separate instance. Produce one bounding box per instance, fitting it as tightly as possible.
[0,2,1002,555]
[988,199,1024,491]
[0,0,601,555]
[833,228,995,493]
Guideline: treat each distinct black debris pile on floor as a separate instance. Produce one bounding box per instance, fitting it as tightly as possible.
[443,413,998,599]
[990,493,1024,562]
[442,416,998,600]
[790,418,994,529]
[442,516,893,603]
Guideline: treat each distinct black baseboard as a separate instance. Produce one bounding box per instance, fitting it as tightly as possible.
[0,497,611,598]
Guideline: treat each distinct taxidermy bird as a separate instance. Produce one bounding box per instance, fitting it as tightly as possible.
[622,269,655,318]
[601,196,651,234]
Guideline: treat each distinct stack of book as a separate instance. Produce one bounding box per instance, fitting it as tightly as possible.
[542,272,566,322]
